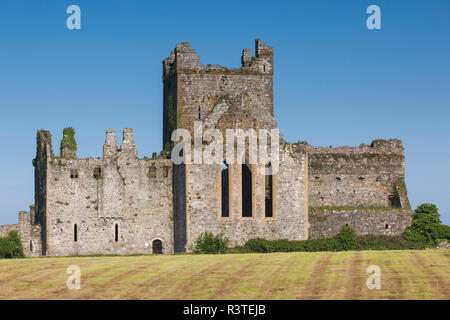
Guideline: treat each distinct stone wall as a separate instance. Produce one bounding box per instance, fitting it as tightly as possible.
[0,224,18,237]
[18,209,42,257]
[40,128,174,256]
[307,139,409,209]
[306,139,412,238]
[0,207,42,257]
[309,209,412,239]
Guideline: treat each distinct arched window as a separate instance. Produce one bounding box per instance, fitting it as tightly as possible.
[74,224,78,242]
[265,163,273,218]
[114,224,119,242]
[221,162,229,217]
[242,164,252,217]
[152,239,163,254]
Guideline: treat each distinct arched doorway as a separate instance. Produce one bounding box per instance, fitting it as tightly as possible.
[152,239,163,254]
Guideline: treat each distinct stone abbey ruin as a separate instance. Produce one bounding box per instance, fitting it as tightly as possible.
[0,39,412,256]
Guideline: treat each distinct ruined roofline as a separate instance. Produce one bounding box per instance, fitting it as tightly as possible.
[37,128,169,162]
[304,139,404,154]
[162,39,274,76]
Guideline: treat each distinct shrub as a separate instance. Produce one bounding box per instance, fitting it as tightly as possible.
[244,238,270,253]
[190,232,229,254]
[241,226,423,253]
[0,231,24,259]
[333,225,358,250]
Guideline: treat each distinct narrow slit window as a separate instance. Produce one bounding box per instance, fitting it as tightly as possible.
[221,162,229,218]
[198,106,201,120]
[30,240,33,252]
[242,164,252,217]
[163,166,169,178]
[114,224,119,242]
[74,224,78,242]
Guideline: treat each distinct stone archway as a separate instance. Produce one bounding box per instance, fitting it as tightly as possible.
[152,239,163,254]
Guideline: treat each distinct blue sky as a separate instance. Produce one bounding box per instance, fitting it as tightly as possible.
[0,0,449,225]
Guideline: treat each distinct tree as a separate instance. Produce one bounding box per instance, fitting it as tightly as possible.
[403,203,442,246]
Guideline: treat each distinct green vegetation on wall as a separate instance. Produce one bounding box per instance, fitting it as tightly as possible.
[395,177,411,210]
[61,127,77,152]
[309,205,399,212]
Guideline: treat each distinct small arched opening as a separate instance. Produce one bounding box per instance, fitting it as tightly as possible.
[152,239,163,254]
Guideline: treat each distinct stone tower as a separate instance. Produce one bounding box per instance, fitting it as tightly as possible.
[162,39,276,148]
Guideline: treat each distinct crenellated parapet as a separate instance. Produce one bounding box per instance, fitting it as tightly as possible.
[163,39,274,77]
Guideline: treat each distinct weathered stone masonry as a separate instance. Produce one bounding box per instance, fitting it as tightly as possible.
[1,39,412,256]
[32,128,174,256]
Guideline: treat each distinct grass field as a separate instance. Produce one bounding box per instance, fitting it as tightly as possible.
[0,249,448,299]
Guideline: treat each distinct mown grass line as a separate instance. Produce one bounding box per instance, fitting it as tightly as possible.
[0,250,448,300]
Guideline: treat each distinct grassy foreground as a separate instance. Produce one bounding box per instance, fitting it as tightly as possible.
[0,249,448,300]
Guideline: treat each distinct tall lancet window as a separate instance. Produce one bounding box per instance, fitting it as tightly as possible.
[265,163,273,218]
[221,162,229,217]
[241,164,252,217]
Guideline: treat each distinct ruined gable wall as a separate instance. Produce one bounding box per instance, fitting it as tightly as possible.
[44,129,174,256]
[183,142,308,249]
